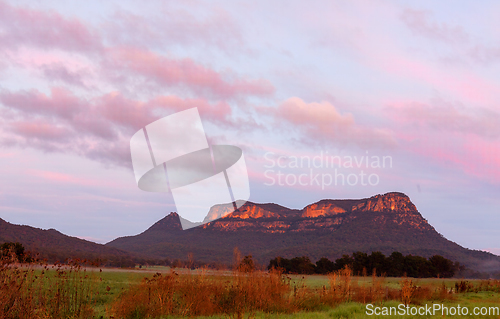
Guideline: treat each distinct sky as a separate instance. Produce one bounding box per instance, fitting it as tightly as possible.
[0,0,499,255]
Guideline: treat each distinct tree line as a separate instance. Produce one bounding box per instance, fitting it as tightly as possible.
[268,251,463,278]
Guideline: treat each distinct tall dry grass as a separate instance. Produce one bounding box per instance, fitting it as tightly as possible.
[0,254,98,319]
[108,268,291,318]
[110,265,458,318]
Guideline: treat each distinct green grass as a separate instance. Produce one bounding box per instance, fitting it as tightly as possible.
[141,294,500,318]
[154,295,500,319]
[28,267,498,318]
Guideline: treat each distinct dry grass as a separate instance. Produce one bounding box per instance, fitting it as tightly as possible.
[108,268,291,318]
[2,251,493,319]
[0,255,98,319]
[108,265,458,318]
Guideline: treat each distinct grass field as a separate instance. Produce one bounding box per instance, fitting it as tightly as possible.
[94,266,500,319]
[2,262,500,318]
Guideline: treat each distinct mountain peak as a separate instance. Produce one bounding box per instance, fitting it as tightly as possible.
[146,212,183,232]
[106,191,500,272]
[352,192,414,213]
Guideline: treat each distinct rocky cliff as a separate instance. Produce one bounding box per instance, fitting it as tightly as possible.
[106,192,500,271]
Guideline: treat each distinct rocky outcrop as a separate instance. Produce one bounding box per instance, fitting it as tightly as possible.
[351,192,416,213]
[302,202,346,218]
[195,192,431,234]
[107,191,500,271]
[204,202,281,222]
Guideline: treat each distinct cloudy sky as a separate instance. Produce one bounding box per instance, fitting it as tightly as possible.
[0,0,499,255]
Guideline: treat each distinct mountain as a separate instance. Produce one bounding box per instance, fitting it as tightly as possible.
[106,192,500,272]
[0,218,135,266]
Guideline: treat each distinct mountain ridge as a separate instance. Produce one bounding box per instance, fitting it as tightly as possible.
[107,192,500,272]
[0,217,136,266]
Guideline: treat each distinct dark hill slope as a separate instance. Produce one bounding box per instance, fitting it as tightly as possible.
[0,218,135,265]
[107,192,500,271]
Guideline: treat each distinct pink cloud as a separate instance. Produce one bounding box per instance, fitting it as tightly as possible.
[419,136,500,185]
[386,101,500,184]
[41,64,90,88]
[400,8,500,66]
[387,98,500,140]
[27,169,127,190]
[105,47,274,99]
[0,86,252,167]
[306,3,499,105]
[401,9,469,44]
[95,92,236,132]
[0,87,84,119]
[103,6,244,52]
[0,1,102,53]
[30,169,83,183]
[268,97,396,149]
[469,45,500,65]
[147,95,233,125]
[370,52,498,105]
[0,2,270,101]
[10,120,72,141]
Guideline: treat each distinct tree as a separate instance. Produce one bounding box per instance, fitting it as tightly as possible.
[404,255,432,277]
[316,257,335,274]
[334,254,353,271]
[387,251,405,277]
[352,252,369,275]
[290,256,316,274]
[368,251,388,276]
[429,255,454,278]
[268,257,291,273]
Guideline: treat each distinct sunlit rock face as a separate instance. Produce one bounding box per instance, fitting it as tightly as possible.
[302,202,346,218]
[351,192,416,213]
[350,192,432,231]
[203,202,280,223]
[107,191,500,272]
[195,192,432,234]
[203,203,236,223]
[224,205,280,219]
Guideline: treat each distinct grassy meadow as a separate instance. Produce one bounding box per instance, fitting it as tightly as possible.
[2,261,500,318]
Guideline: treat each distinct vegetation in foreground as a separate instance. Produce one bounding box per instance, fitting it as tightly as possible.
[2,243,500,318]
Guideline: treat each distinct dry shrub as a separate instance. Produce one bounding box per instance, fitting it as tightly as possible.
[398,277,434,305]
[109,268,291,318]
[454,280,474,293]
[321,266,396,306]
[410,285,433,304]
[352,269,388,304]
[398,277,453,306]
[324,265,352,304]
[433,282,453,301]
[0,257,97,319]
[110,265,462,318]
[290,277,322,311]
[399,277,415,306]
[476,279,500,293]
